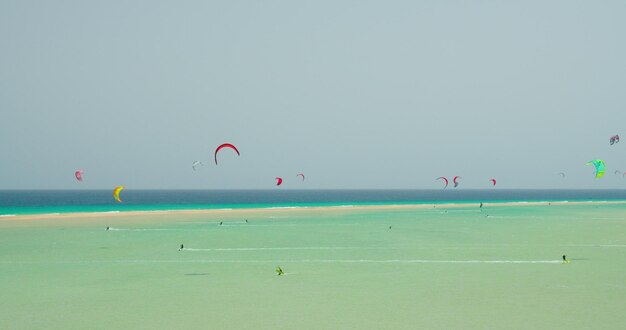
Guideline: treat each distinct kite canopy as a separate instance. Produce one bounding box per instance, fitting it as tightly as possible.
[275,177,283,186]
[453,176,461,188]
[489,178,497,186]
[214,143,240,165]
[436,176,448,189]
[297,173,305,181]
[113,186,125,203]
[610,135,620,145]
[75,170,84,182]
[586,160,606,178]
[558,172,566,178]
[192,161,203,171]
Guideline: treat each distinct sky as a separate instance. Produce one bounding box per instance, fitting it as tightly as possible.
[1,0,625,189]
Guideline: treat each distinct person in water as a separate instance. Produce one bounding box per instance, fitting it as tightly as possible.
[219,221,223,226]
[562,255,569,264]
[275,266,284,276]
[106,226,110,231]
[479,202,483,208]
[179,244,184,251]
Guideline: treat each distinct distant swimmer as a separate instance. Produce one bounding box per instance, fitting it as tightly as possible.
[106,226,110,231]
[275,266,284,276]
[245,219,248,223]
[219,221,223,226]
[562,255,569,264]
[479,202,483,208]
[179,244,184,251]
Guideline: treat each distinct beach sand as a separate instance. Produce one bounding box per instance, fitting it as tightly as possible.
[1,202,625,329]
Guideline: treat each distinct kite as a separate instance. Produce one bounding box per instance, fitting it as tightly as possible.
[615,170,621,175]
[610,135,620,145]
[275,177,283,186]
[557,172,566,178]
[489,178,497,186]
[297,173,305,181]
[192,161,203,171]
[113,186,125,203]
[436,177,449,189]
[453,176,461,188]
[214,143,240,165]
[586,159,606,178]
[75,170,84,182]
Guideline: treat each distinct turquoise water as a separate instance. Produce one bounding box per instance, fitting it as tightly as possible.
[2,189,626,215]
[1,203,625,329]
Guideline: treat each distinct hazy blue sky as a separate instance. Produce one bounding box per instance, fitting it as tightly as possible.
[1,1,625,189]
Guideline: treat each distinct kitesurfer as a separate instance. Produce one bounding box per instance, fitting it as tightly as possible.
[219,221,223,226]
[179,244,184,251]
[562,255,569,264]
[276,266,284,276]
[106,226,110,231]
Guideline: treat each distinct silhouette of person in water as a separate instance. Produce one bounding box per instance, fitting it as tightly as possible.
[106,226,110,231]
[219,221,223,226]
[275,266,284,276]
[245,219,248,223]
[179,244,184,251]
[479,202,483,208]
[562,255,569,264]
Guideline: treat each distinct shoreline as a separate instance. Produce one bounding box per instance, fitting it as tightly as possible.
[2,200,625,222]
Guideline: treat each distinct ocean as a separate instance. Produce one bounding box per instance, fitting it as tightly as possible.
[1,189,626,215]
[1,191,625,328]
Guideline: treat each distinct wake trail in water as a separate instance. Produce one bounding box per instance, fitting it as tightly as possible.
[184,247,381,251]
[1,259,562,265]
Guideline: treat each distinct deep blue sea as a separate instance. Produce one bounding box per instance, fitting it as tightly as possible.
[1,189,626,215]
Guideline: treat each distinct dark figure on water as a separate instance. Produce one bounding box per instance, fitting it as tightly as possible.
[219,221,223,226]
[479,202,483,208]
[106,226,110,231]
[275,266,284,276]
[562,255,569,264]
[179,244,184,251]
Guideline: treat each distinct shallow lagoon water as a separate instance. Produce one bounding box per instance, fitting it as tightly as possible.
[1,203,625,329]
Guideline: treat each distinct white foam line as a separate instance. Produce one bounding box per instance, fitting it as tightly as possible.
[184,247,380,251]
[294,259,562,264]
[566,244,626,248]
[0,214,16,217]
[1,259,561,265]
[107,228,175,231]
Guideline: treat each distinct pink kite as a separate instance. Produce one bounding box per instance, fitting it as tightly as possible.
[214,143,240,165]
[75,170,84,182]
[453,176,461,188]
[436,176,448,189]
[275,177,283,186]
[489,178,497,186]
